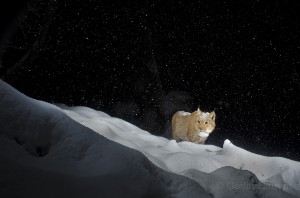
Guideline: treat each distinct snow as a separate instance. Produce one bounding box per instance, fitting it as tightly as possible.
[177,111,191,116]
[199,112,210,119]
[0,79,299,198]
[62,105,300,197]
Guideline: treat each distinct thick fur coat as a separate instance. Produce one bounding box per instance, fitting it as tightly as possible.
[171,108,216,144]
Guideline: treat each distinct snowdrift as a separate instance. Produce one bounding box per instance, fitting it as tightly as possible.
[0,80,299,198]
[61,104,300,197]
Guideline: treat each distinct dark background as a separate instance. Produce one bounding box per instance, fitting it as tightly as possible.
[1,0,299,161]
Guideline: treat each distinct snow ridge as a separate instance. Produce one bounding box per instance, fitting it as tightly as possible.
[1,80,299,197]
[63,104,300,197]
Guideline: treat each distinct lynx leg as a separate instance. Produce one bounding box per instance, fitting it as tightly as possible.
[173,133,180,142]
[189,133,202,144]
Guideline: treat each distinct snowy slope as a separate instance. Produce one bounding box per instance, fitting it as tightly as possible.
[0,79,299,198]
[0,80,210,198]
[60,105,300,197]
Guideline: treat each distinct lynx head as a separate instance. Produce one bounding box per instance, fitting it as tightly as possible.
[195,108,216,136]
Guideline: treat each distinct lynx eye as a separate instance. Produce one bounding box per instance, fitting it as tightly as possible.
[204,121,208,125]
[197,120,200,123]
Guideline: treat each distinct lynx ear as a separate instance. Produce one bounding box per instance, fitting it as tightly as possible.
[210,111,216,120]
[197,108,202,115]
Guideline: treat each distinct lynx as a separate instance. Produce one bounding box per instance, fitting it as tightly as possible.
[171,108,216,144]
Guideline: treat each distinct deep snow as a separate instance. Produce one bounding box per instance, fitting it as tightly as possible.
[0,80,299,198]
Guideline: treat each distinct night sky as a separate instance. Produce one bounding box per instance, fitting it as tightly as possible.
[1,0,299,161]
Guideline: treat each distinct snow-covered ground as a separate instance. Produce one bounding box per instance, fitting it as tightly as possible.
[61,106,300,197]
[0,79,299,198]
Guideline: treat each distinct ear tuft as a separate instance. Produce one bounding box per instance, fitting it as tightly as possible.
[197,108,202,115]
[210,111,216,120]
